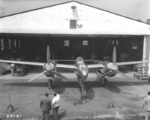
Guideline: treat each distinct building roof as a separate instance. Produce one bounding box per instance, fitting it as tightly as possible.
[0,1,150,35]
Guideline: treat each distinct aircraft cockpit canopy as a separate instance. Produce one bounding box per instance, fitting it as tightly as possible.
[76,57,84,64]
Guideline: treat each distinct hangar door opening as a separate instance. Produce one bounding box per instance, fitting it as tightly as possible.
[51,36,144,62]
[0,34,144,63]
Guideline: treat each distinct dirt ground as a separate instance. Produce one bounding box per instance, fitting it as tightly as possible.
[0,68,150,120]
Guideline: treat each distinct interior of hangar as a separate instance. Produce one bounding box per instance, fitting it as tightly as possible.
[0,34,144,63]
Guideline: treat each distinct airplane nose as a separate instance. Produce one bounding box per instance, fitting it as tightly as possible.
[82,70,88,76]
[44,62,55,71]
[79,64,88,76]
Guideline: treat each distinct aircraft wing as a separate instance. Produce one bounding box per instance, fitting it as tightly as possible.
[87,64,104,69]
[0,62,11,74]
[0,60,45,66]
[56,64,78,71]
[116,61,150,66]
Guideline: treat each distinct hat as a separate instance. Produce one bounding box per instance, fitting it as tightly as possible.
[45,93,49,96]
[53,92,57,96]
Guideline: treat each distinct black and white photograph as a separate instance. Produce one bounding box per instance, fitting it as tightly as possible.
[0,0,150,120]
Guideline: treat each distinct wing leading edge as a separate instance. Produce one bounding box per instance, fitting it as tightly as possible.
[87,64,104,69]
[116,61,150,66]
[0,59,150,71]
[0,60,45,66]
[56,64,78,71]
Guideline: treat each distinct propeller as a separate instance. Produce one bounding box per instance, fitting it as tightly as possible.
[28,46,51,82]
[28,70,71,82]
[112,46,116,63]
[28,45,71,82]
[47,45,50,63]
[97,46,132,81]
[116,70,132,80]
[96,70,112,81]
[53,71,71,81]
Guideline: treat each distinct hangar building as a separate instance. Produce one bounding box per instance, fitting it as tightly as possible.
[0,1,150,71]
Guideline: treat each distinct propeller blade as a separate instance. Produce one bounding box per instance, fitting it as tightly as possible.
[53,71,71,81]
[47,45,50,63]
[96,69,132,81]
[28,72,45,82]
[96,70,112,81]
[112,46,117,63]
[117,70,132,80]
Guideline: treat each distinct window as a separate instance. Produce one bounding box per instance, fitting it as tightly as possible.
[83,40,88,46]
[19,40,21,48]
[64,40,69,47]
[70,20,77,29]
[1,39,4,50]
[14,39,17,48]
[9,39,11,49]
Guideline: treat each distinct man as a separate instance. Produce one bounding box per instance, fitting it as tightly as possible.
[142,91,150,120]
[52,92,60,120]
[10,63,15,76]
[143,91,150,112]
[40,93,52,120]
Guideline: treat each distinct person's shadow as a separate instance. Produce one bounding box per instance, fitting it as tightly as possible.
[49,109,66,120]
[58,109,67,120]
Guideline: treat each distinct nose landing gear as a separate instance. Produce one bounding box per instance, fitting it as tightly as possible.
[79,82,86,103]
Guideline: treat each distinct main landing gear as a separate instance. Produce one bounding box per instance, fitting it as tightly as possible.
[102,77,109,90]
[48,77,54,91]
[97,72,109,90]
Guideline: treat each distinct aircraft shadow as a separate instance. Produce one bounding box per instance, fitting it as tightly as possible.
[54,78,96,104]
[3,78,104,88]
[4,78,148,95]
[3,78,122,97]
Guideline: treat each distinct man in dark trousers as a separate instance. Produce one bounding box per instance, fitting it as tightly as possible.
[40,93,52,120]
[52,92,60,120]
[143,91,150,112]
[142,91,150,120]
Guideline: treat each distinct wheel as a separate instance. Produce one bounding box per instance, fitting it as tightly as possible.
[81,89,86,102]
[103,78,109,89]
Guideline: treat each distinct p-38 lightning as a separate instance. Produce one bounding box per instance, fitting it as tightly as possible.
[0,45,150,100]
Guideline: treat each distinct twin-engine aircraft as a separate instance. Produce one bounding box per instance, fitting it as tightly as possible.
[0,45,150,98]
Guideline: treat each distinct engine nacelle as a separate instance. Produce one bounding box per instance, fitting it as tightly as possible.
[43,62,56,71]
[43,62,56,77]
[106,63,118,71]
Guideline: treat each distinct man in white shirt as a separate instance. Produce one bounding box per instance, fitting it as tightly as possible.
[52,92,60,120]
